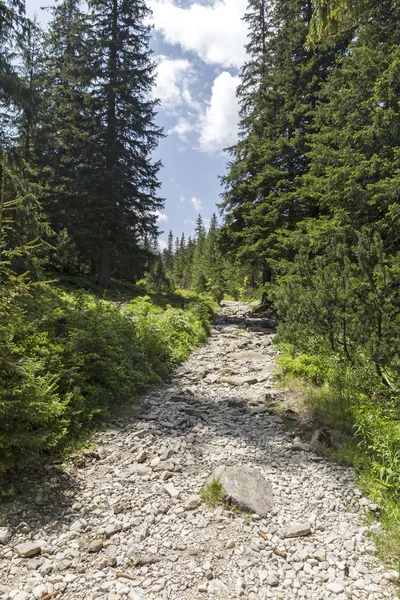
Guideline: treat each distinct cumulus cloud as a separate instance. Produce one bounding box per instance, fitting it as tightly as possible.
[165,71,240,152]
[153,56,194,111]
[150,3,244,153]
[149,0,248,69]
[191,197,204,212]
[168,117,195,141]
[199,71,240,153]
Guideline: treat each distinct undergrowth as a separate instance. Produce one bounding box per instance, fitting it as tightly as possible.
[0,284,216,488]
[276,344,400,569]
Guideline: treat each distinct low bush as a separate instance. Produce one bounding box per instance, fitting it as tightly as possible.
[0,286,214,475]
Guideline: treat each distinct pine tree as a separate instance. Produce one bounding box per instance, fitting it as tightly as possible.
[221,0,349,302]
[172,233,186,289]
[191,214,207,293]
[0,0,27,134]
[162,229,174,277]
[302,0,400,242]
[35,0,96,275]
[0,4,50,275]
[17,16,43,159]
[271,0,400,389]
[87,0,164,287]
[203,213,226,301]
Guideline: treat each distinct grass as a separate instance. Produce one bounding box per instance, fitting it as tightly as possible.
[373,499,400,572]
[274,348,400,571]
[201,480,226,508]
[57,274,210,311]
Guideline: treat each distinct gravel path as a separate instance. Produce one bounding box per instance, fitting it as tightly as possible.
[1,301,399,600]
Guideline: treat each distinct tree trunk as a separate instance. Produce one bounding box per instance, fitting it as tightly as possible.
[97,243,111,288]
[261,261,271,305]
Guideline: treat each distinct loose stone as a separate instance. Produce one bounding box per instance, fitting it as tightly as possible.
[88,539,103,552]
[184,494,202,510]
[207,465,274,516]
[314,549,326,562]
[282,523,312,538]
[208,579,229,596]
[14,541,44,558]
[128,590,147,600]
[326,582,345,594]
[267,574,279,587]
[0,302,396,600]
[0,528,11,545]
[164,483,179,498]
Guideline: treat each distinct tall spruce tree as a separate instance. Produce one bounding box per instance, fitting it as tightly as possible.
[0,0,27,137]
[191,214,207,293]
[17,16,42,159]
[162,229,174,277]
[87,0,163,287]
[220,0,349,301]
[171,233,185,288]
[269,0,400,391]
[301,0,400,241]
[35,0,96,275]
[0,5,49,275]
[203,213,225,300]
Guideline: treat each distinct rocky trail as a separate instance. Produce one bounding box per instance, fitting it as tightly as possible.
[1,301,399,600]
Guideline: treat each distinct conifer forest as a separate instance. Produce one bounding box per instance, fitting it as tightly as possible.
[2,0,400,579]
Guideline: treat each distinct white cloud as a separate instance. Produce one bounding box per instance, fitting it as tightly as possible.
[168,117,195,141]
[159,239,168,251]
[153,56,194,111]
[191,197,204,212]
[149,0,248,69]
[153,210,169,222]
[199,71,240,153]
[165,71,240,153]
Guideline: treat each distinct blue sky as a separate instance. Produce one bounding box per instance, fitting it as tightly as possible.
[26,0,248,249]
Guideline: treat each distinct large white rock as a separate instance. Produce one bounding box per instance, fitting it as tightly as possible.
[207,465,274,517]
[13,592,30,600]
[184,494,202,510]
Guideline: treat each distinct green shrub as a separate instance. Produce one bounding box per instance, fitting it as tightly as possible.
[354,405,400,500]
[0,287,214,475]
[125,294,211,373]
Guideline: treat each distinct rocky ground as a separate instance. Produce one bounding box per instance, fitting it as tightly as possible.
[1,301,399,600]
